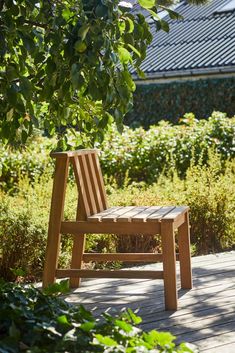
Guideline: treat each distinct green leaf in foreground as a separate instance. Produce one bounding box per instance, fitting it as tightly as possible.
[0,280,198,352]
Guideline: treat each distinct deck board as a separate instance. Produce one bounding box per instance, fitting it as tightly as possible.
[65,251,235,352]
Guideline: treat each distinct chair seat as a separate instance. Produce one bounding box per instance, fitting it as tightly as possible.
[87,205,189,223]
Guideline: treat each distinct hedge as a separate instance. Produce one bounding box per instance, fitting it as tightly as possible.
[125,77,235,128]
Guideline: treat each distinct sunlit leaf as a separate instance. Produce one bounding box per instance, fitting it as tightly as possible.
[138,0,155,9]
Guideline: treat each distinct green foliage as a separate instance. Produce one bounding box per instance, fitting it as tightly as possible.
[0,0,193,147]
[0,178,50,280]
[108,154,235,255]
[182,157,235,254]
[0,113,234,277]
[0,175,102,280]
[100,112,235,185]
[1,112,234,190]
[0,280,197,352]
[125,77,235,127]
[0,135,54,191]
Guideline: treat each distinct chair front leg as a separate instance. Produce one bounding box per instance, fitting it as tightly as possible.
[161,221,177,310]
[43,157,69,288]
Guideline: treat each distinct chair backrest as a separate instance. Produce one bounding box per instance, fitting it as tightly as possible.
[51,149,108,218]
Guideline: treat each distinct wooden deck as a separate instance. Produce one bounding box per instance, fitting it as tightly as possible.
[65,251,235,352]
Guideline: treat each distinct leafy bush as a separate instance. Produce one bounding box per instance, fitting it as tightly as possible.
[0,178,49,280]
[0,280,197,353]
[0,135,54,192]
[0,112,234,189]
[99,112,235,185]
[0,176,75,281]
[108,153,235,255]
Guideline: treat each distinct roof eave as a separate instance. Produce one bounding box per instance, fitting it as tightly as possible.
[133,66,235,82]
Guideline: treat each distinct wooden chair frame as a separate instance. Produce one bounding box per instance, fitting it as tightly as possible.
[43,150,192,310]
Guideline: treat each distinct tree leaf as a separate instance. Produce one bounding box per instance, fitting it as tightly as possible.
[20,77,32,100]
[57,315,70,326]
[138,0,155,9]
[125,17,134,33]
[74,40,87,53]
[160,19,170,33]
[95,4,108,18]
[78,24,90,41]
[118,46,132,65]
[94,334,118,347]
[127,44,141,57]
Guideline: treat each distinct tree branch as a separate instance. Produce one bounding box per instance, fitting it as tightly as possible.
[24,20,48,29]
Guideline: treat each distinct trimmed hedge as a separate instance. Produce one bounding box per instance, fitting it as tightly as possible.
[125,77,235,127]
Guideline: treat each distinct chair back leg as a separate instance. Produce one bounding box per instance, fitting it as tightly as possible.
[178,212,193,289]
[70,234,86,288]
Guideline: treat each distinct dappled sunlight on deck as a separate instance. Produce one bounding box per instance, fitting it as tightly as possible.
[65,251,235,352]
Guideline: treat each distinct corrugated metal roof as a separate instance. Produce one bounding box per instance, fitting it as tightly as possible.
[132,0,235,78]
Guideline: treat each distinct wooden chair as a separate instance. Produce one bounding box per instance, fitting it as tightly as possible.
[43,149,192,310]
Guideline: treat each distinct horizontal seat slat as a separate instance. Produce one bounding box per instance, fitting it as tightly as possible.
[147,206,176,222]
[116,206,148,222]
[132,206,162,222]
[88,206,188,224]
[88,207,121,222]
[99,206,136,222]
[161,206,189,221]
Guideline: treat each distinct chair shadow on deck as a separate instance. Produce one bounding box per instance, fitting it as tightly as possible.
[65,253,235,349]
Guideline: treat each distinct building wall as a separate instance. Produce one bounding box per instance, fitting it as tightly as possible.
[124,76,235,128]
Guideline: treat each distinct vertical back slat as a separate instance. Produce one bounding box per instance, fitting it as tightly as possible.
[92,152,108,211]
[86,153,104,213]
[72,150,107,218]
[79,155,97,215]
[72,156,90,217]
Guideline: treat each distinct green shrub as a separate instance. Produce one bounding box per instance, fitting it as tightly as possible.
[0,178,49,280]
[99,112,235,185]
[0,280,197,353]
[107,154,235,255]
[0,176,76,280]
[0,135,54,191]
[1,112,234,189]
